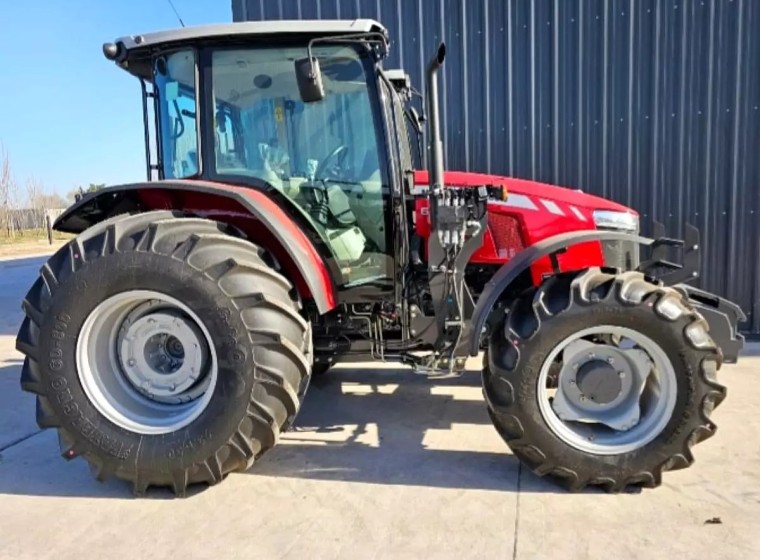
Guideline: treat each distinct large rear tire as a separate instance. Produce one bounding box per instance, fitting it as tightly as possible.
[484,268,726,492]
[17,211,312,496]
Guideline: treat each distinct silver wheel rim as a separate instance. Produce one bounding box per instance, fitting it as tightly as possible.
[537,325,677,455]
[76,290,218,435]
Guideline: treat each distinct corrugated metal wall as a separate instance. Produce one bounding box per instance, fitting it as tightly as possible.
[233,0,760,333]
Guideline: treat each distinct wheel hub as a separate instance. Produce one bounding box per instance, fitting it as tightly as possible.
[551,339,653,431]
[118,302,209,401]
[76,290,219,435]
[575,360,621,404]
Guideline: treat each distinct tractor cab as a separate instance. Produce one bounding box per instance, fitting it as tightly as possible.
[105,20,413,288]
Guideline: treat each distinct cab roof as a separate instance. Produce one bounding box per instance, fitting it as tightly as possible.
[110,19,388,54]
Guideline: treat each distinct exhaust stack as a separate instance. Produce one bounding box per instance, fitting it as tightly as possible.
[425,43,446,194]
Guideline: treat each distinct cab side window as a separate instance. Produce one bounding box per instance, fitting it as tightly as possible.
[154,50,199,179]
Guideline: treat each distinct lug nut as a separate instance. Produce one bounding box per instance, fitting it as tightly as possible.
[607,357,615,364]
[618,371,626,378]
[127,358,136,367]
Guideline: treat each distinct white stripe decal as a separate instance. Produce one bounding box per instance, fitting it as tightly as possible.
[502,193,538,210]
[570,206,587,221]
[540,199,565,216]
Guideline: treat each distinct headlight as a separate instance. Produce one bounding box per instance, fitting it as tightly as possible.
[593,210,639,232]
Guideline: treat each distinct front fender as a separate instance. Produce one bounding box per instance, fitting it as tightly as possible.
[55,180,338,314]
[468,230,654,356]
[469,228,747,361]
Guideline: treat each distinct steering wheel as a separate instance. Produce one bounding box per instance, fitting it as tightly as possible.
[172,100,185,139]
[316,145,350,181]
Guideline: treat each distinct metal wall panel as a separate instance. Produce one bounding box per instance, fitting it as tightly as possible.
[233,0,760,333]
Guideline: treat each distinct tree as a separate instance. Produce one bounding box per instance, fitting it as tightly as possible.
[0,144,19,237]
[67,183,106,203]
[26,177,41,209]
[28,178,67,210]
[33,192,68,210]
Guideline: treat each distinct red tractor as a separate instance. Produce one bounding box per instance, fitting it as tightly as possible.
[17,20,744,495]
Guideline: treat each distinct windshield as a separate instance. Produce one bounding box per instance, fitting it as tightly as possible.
[211,45,383,187]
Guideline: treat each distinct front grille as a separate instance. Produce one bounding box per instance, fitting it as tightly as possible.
[599,229,640,271]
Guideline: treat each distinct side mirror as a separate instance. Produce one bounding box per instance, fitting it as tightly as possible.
[295,57,325,103]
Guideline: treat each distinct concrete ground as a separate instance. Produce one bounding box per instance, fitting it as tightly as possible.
[1,252,759,559]
[0,239,67,259]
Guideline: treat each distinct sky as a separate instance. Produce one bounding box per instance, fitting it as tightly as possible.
[0,0,232,197]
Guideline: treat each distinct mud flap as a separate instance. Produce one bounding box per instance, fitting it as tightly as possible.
[675,285,746,364]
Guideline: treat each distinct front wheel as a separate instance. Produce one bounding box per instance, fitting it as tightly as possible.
[483,269,726,492]
[17,211,313,496]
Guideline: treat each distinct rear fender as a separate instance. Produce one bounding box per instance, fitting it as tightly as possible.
[55,180,338,314]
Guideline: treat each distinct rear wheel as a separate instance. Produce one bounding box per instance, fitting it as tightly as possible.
[17,211,312,495]
[484,269,726,492]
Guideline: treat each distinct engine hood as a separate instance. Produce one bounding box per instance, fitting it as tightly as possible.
[413,170,635,214]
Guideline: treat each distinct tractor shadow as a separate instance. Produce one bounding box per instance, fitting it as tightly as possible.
[249,366,560,494]
[0,363,562,498]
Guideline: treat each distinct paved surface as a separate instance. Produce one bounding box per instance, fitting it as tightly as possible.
[0,239,67,259]
[0,253,759,559]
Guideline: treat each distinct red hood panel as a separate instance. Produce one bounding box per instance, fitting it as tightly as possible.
[413,170,633,214]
